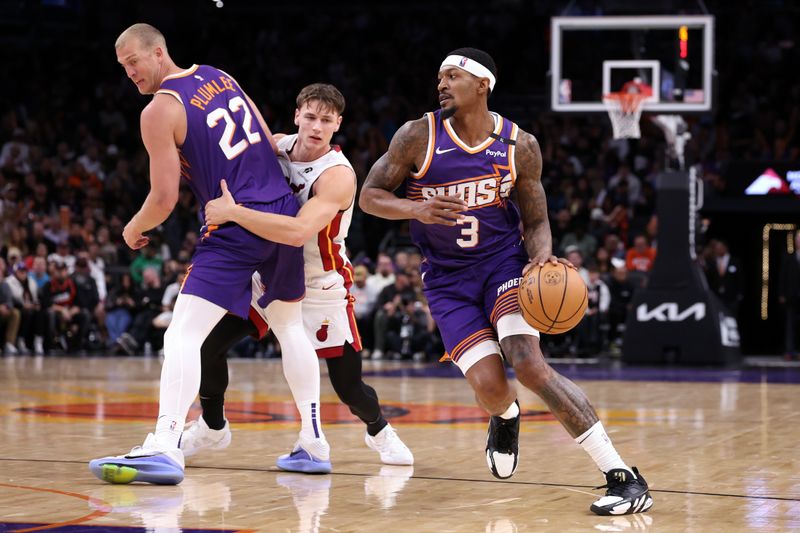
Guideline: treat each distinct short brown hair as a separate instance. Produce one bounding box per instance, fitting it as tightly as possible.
[296,83,345,115]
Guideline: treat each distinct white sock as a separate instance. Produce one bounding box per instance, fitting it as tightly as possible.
[266,300,325,442]
[156,294,227,449]
[575,421,633,476]
[498,400,520,420]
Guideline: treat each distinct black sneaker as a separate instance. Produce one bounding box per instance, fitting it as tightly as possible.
[485,400,520,479]
[590,466,653,516]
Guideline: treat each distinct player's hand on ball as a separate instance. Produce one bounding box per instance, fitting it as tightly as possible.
[524,255,575,275]
[205,179,236,225]
[415,195,467,226]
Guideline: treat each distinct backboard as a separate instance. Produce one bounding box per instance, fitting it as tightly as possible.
[550,15,715,113]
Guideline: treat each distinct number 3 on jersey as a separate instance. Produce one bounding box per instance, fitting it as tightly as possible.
[206,96,261,160]
[457,215,479,248]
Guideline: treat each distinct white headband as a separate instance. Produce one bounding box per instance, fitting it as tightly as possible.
[439,55,496,91]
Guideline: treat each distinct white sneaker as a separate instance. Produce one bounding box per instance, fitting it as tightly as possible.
[16,338,29,355]
[276,433,332,474]
[33,336,44,355]
[4,342,18,356]
[179,416,232,458]
[371,349,384,360]
[365,424,414,465]
[89,433,185,485]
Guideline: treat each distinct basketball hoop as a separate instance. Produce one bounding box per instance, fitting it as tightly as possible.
[603,92,649,139]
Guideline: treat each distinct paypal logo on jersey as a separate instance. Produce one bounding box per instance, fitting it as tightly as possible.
[486,148,507,158]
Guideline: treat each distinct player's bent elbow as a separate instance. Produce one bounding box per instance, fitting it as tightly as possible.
[155,193,178,213]
[358,189,376,214]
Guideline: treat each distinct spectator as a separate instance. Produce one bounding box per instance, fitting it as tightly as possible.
[560,222,598,260]
[575,261,610,355]
[779,232,800,360]
[625,234,657,273]
[115,267,164,355]
[0,266,21,355]
[366,252,395,297]
[607,264,636,353]
[40,263,81,353]
[129,245,163,285]
[350,264,377,353]
[105,273,136,347]
[48,242,76,273]
[372,271,415,360]
[29,256,50,290]
[72,256,100,351]
[565,246,589,285]
[4,261,45,355]
[704,239,744,316]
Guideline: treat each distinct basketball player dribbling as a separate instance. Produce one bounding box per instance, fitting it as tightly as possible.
[181,84,413,470]
[359,48,653,515]
[89,23,328,484]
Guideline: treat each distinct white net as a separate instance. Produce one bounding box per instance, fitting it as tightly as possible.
[603,93,648,139]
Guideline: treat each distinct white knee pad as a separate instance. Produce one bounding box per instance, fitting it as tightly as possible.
[456,339,502,375]
[496,313,539,342]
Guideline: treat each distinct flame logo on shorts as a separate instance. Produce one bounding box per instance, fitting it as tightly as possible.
[543,271,563,285]
[316,322,330,342]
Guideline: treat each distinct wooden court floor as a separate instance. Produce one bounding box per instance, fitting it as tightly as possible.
[1,356,800,532]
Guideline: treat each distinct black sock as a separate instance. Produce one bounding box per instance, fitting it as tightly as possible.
[200,395,226,430]
[366,416,388,437]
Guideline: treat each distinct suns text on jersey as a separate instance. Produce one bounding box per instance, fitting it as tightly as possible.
[420,173,513,208]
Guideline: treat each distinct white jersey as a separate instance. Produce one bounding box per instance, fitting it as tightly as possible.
[277,134,356,294]
[249,134,361,356]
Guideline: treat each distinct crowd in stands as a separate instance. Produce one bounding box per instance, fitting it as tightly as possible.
[1,1,796,358]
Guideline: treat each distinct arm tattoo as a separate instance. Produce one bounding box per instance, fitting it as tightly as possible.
[363,118,429,193]
[514,130,552,261]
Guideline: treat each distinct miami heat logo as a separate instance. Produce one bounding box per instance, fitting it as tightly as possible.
[285,177,305,195]
[543,270,563,286]
[316,320,331,341]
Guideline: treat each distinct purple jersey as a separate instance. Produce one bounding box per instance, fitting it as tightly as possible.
[157,65,291,211]
[406,110,522,270]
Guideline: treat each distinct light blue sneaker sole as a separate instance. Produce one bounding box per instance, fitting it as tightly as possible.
[276,448,332,474]
[89,454,184,485]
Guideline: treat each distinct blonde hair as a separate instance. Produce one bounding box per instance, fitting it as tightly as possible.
[115,23,167,51]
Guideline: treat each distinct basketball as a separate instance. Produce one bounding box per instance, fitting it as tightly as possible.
[517,262,588,334]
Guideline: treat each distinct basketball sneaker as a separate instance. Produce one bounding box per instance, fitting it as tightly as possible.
[590,466,653,516]
[485,400,520,479]
[89,433,184,485]
[365,423,414,465]
[179,416,231,458]
[276,434,332,474]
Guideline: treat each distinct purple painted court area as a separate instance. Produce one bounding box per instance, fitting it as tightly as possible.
[0,524,244,532]
[363,363,800,384]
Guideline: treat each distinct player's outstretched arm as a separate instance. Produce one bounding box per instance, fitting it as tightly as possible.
[359,118,466,225]
[515,130,555,266]
[123,94,182,249]
[205,167,354,247]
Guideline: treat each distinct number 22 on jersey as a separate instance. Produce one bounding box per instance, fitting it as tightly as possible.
[206,96,261,159]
